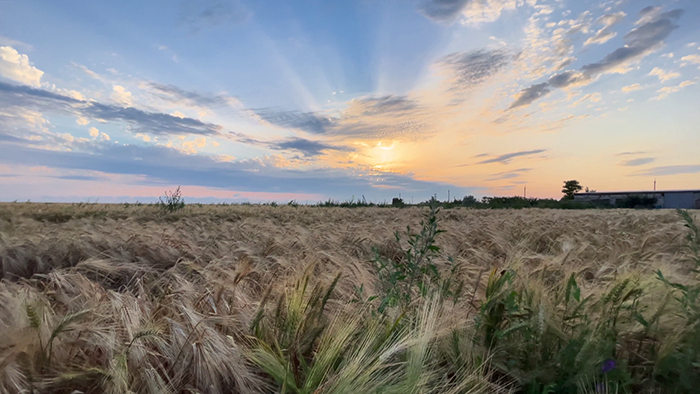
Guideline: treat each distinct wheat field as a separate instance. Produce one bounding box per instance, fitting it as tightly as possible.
[0,203,698,394]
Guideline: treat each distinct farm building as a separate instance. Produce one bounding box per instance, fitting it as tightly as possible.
[573,189,700,209]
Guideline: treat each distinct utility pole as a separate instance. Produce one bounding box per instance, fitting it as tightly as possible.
[524,186,527,198]
[448,190,450,202]
[654,178,656,191]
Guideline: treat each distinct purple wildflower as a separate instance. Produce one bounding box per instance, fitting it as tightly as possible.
[601,359,616,374]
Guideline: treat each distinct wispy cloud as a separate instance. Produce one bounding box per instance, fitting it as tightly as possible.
[229,132,353,157]
[649,67,680,82]
[418,0,469,23]
[147,82,239,108]
[0,81,224,136]
[651,79,697,100]
[476,149,546,165]
[180,0,251,33]
[345,95,418,117]
[418,0,527,24]
[634,164,700,176]
[621,83,642,93]
[486,168,532,181]
[0,36,33,50]
[439,49,512,95]
[620,157,654,166]
[253,108,336,134]
[681,54,700,67]
[509,83,550,109]
[508,7,683,109]
[584,12,626,46]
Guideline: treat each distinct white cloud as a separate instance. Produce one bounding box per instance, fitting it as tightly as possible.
[584,12,626,46]
[681,55,700,67]
[649,67,680,82]
[0,46,43,87]
[679,79,698,88]
[111,85,133,106]
[100,132,110,141]
[460,0,520,24]
[73,63,106,81]
[621,83,642,93]
[652,79,697,100]
[135,133,152,142]
[76,117,90,126]
[89,127,99,138]
[571,92,602,107]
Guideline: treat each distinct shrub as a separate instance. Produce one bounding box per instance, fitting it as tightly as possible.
[157,186,185,212]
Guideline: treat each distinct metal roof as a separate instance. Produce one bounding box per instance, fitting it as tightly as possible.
[576,189,700,196]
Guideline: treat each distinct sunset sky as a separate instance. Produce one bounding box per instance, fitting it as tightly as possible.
[1,0,699,203]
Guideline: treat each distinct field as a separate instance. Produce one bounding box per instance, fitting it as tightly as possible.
[1,203,699,394]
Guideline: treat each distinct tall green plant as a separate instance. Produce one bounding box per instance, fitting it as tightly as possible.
[652,210,700,392]
[371,200,462,313]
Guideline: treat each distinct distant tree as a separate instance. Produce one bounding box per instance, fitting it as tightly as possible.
[391,197,405,208]
[461,195,478,207]
[562,180,583,200]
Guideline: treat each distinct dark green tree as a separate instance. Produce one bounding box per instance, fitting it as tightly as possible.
[562,180,583,200]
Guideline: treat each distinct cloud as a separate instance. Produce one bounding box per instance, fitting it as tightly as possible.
[651,79,697,100]
[634,165,700,176]
[621,83,642,93]
[229,132,353,157]
[0,140,472,199]
[547,70,586,88]
[681,54,700,67]
[271,137,352,157]
[82,102,224,135]
[554,57,576,71]
[181,0,251,33]
[571,92,601,107]
[111,85,133,106]
[507,7,683,109]
[73,63,106,82]
[0,81,225,136]
[0,36,32,50]
[343,95,419,118]
[147,82,239,108]
[649,67,679,82]
[620,157,654,166]
[0,81,82,112]
[508,83,550,109]
[418,0,528,24]
[439,49,512,93]
[418,0,469,23]
[584,12,626,46]
[486,167,531,181]
[89,127,99,138]
[253,108,336,134]
[476,149,546,165]
[0,46,43,87]
[580,9,682,77]
[618,151,647,156]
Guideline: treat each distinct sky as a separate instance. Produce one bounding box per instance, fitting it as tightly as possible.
[0,0,699,203]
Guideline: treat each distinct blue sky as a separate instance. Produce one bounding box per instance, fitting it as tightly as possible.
[0,0,699,202]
